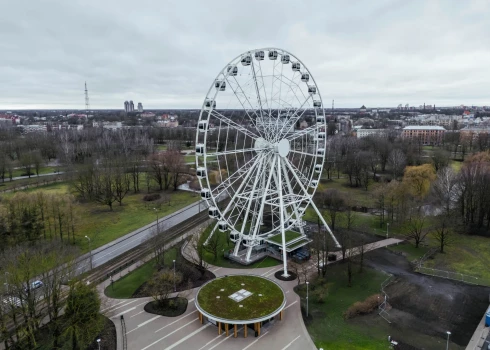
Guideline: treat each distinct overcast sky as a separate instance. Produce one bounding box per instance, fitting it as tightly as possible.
[1,0,489,110]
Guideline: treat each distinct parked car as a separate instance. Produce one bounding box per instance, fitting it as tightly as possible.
[24,280,43,292]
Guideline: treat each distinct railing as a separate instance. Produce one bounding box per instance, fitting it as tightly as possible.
[414,266,481,285]
[378,274,394,324]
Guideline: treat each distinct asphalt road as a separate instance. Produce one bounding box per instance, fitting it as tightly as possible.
[75,199,208,275]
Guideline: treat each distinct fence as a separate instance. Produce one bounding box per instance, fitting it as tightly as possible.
[378,274,394,324]
[414,266,481,285]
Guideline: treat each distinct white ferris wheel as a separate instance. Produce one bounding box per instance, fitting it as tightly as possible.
[195,48,340,275]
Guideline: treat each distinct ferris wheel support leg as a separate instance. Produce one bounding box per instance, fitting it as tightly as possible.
[203,221,220,247]
[277,157,289,277]
[280,160,306,236]
[283,158,341,249]
[308,199,341,248]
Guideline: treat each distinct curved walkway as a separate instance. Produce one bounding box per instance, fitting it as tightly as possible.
[99,236,403,350]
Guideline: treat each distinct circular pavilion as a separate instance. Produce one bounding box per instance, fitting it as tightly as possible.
[195,275,287,337]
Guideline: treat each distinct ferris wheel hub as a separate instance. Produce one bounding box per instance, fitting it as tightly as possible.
[276,139,290,157]
[254,137,270,151]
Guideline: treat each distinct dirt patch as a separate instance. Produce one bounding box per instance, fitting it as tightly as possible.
[144,297,188,317]
[87,317,117,350]
[366,248,490,347]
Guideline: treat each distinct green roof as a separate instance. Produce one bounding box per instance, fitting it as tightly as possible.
[196,275,285,321]
[266,230,302,244]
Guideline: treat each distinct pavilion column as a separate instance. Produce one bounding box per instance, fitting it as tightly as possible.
[218,322,221,335]
[244,324,248,338]
[234,324,237,338]
[225,323,229,337]
[280,311,283,320]
[257,322,261,336]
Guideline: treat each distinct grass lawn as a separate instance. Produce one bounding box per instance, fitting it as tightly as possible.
[184,155,196,163]
[296,264,389,349]
[387,241,430,262]
[197,275,284,320]
[1,182,200,252]
[267,230,302,244]
[450,160,463,172]
[156,144,167,151]
[11,166,58,178]
[315,177,379,208]
[423,234,490,286]
[105,247,178,298]
[200,225,280,269]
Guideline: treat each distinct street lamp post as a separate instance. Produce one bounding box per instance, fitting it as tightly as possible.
[446,331,451,350]
[306,281,309,318]
[4,272,9,294]
[96,338,101,350]
[85,236,92,270]
[386,223,390,238]
[173,260,176,292]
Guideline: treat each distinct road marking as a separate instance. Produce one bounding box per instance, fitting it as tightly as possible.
[101,299,131,312]
[197,334,222,350]
[281,335,301,349]
[284,300,298,310]
[142,319,199,350]
[242,331,269,350]
[286,290,290,293]
[130,310,145,318]
[113,307,135,318]
[127,315,161,334]
[188,298,195,302]
[208,327,243,350]
[261,267,277,276]
[163,323,211,350]
[109,299,140,312]
[211,267,222,273]
[155,310,198,333]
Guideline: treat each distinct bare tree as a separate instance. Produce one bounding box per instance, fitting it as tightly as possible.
[404,215,429,248]
[204,230,222,262]
[432,216,455,253]
[388,148,407,179]
[317,188,345,231]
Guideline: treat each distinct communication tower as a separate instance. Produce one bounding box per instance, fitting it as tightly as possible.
[84,82,90,116]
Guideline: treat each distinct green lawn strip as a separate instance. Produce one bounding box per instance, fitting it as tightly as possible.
[104,248,178,299]
[286,238,310,250]
[450,160,463,172]
[197,275,284,320]
[296,264,388,349]
[184,155,196,163]
[423,234,490,285]
[267,230,302,244]
[11,166,58,178]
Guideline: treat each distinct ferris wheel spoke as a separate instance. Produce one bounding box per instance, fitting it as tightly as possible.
[289,149,317,157]
[250,58,266,125]
[209,109,259,140]
[286,158,310,188]
[212,153,260,197]
[206,147,264,157]
[227,74,264,128]
[285,124,320,142]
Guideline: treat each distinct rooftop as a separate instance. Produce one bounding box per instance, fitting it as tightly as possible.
[403,126,446,131]
[196,275,285,322]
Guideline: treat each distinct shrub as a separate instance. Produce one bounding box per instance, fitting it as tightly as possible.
[143,193,161,202]
[343,293,382,319]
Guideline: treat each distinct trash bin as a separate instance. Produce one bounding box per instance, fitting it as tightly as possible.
[486,307,490,327]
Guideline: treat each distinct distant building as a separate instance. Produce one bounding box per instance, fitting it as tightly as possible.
[460,126,490,142]
[299,120,308,129]
[137,102,143,112]
[356,129,387,138]
[360,105,367,114]
[129,101,134,112]
[401,126,446,145]
[124,101,129,113]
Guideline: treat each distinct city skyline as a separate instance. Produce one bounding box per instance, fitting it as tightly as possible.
[0,0,489,109]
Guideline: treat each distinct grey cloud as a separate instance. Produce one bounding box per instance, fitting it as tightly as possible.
[0,0,489,109]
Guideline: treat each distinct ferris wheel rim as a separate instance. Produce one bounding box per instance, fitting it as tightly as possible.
[196,47,327,240]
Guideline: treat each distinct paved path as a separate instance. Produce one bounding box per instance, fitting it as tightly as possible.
[100,236,404,350]
[466,309,490,350]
